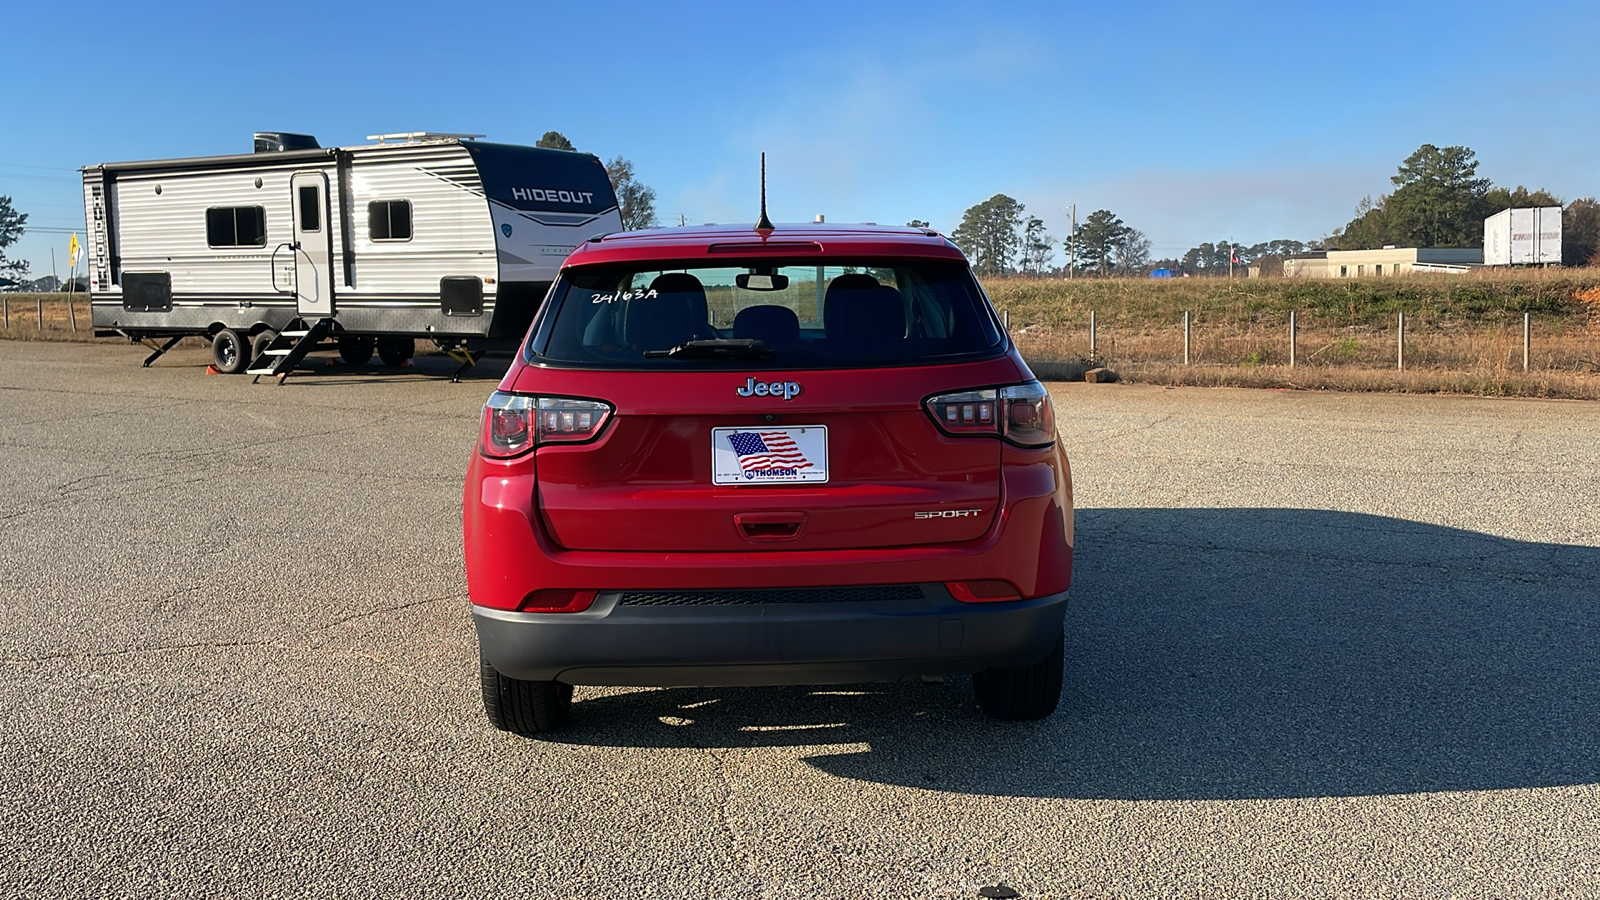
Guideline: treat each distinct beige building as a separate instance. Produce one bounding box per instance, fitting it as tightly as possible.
[1282,247,1483,278]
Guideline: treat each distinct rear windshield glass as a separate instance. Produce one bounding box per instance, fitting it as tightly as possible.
[530,260,1003,369]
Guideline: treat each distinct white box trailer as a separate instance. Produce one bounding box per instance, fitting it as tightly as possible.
[81,132,623,376]
[1483,206,1562,266]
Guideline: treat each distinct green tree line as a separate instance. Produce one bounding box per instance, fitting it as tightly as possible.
[1331,143,1600,264]
[945,142,1600,278]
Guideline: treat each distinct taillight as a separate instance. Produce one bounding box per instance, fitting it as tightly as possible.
[927,389,999,435]
[535,397,612,443]
[925,381,1056,448]
[478,391,612,458]
[998,381,1055,447]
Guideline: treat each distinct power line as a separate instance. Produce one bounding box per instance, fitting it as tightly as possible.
[0,172,78,183]
[0,161,79,171]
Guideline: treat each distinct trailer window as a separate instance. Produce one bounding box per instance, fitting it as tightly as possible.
[205,206,267,248]
[297,186,321,232]
[369,200,412,241]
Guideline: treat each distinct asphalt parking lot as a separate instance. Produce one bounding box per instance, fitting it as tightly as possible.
[3,339,1598,899]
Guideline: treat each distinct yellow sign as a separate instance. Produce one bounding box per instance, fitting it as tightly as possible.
[68,232,81,267]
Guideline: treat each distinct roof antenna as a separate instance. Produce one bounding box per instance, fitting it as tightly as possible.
[755,152,774,231]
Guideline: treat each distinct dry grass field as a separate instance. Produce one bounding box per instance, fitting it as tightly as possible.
[0,293,105,342]
[988,268,1600,399]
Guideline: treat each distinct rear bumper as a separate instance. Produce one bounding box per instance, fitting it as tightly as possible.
[463,444,1074,607]
[474,585,1068,686]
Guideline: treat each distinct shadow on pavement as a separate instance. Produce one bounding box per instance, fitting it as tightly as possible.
[273,351,514,383]
[545,508,1600,800]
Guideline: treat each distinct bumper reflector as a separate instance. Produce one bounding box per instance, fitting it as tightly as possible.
[945,580,1022,603]
[517,589,599,613]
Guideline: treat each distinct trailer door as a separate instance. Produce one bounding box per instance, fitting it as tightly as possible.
[291,171,334,318]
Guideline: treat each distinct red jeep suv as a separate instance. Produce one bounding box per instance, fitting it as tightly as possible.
[464,224,1073,734]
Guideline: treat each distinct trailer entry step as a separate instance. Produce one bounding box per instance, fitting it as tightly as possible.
[248,318,333,384]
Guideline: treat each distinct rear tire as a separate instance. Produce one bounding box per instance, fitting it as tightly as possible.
[376,337,414,367]
[338,335,375,366]
[251,329,279,368]
[973,633,1063,721]
[210,328,249,374]
[480,650,573,735]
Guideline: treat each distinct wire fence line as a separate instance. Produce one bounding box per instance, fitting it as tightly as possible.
[1009,308,1600,379]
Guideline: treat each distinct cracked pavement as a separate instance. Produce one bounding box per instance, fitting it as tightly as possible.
[2,340,1599,898]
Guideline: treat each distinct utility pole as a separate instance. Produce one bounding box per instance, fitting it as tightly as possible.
[1067,204,1076,279]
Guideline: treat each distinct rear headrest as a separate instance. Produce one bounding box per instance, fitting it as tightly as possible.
[732,305,799,344]
[824,276,904,341]
[649,272,710,328]
[625,275,710,351]
[823,273,884,332]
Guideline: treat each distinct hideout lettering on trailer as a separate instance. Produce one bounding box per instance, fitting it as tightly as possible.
[509,188,596,205]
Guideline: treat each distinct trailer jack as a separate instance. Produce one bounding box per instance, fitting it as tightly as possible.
[140,335,186,368]
[440,345,481,383]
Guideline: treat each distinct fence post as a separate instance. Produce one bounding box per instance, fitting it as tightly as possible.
[2,294,8,330]
[1002,309,1010,332]
[1289,310,1297,368]
[1523,312,1530,372]
[1089,309,1097,361]
[37,294,43,329]
[1183,310,1191,365]
[1397,312,1405,371]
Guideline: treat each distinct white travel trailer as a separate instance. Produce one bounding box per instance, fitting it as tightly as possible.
[81,132,624,376]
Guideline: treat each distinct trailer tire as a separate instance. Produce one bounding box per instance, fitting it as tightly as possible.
[377,337,414,367]
[338,335,375,366]
[211,328,250,374]
[252,329,279,368]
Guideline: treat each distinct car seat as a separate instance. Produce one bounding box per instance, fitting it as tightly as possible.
[823,274,905,347]
[624,273,714,352]
[732,304,800,347]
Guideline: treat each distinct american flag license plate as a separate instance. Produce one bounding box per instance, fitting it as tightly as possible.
[711,426,829,485]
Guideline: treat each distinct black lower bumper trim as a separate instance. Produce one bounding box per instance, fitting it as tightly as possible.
[474,585,1068,687]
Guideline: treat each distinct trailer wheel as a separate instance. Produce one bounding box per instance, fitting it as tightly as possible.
[338,335,375,366]
[377,337,414,367]
[210,329,250,374]
[252,329,279,368]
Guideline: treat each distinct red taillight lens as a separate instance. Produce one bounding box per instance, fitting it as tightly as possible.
[999,382,1055,447]
[517,589,598,613]
[480,392,535,458]
[925,381,1055,447]
[479,392,612,458]
[946,580,1022,603]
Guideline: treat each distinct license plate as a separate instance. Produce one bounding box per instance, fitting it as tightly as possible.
[712,426,829,485]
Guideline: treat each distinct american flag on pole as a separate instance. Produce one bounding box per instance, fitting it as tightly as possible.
[727,430,814,473]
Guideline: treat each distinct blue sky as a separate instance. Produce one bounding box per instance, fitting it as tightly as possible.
[4,0,1598,276]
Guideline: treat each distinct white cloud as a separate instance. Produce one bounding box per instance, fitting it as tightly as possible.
[1023,163,1385,252]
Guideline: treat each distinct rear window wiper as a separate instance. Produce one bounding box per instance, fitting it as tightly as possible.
[643,339,776,360]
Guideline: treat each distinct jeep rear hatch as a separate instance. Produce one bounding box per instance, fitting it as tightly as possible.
[517,261,1017,553]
